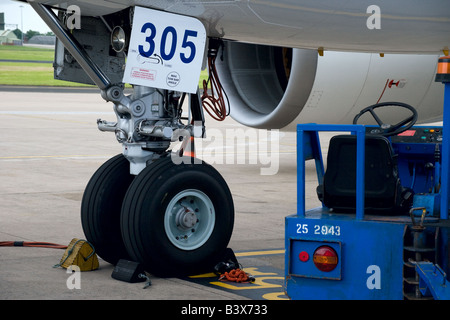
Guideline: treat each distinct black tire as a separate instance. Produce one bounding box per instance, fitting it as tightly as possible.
[121,156,234,277]
[81,154,134,265]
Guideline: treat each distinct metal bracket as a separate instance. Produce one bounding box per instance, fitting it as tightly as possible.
[414,261,450,300]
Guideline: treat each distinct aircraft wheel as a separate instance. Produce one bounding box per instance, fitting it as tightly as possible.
[120,156,234,277]
[81,154,134,264]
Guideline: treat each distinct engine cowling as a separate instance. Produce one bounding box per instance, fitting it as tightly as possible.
[215,41,444,130]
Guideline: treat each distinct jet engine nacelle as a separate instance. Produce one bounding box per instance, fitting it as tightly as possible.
[216,41,444,130]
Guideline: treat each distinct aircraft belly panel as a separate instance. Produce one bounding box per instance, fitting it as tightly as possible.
[23,0,450,53]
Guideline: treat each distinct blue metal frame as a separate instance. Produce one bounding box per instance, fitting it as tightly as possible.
[297,124,366,219]
[440,83,450,219]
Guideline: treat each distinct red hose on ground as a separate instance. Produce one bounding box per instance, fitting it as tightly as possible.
[0,241,67,249]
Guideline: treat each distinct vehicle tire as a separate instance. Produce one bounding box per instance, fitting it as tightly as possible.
[81,154,134,265]
[121,156,234,277]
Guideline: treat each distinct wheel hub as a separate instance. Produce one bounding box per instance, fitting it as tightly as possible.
[176,207,198,229]
[164,189,216,250]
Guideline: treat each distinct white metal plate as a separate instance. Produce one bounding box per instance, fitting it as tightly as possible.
[123,6,206,93]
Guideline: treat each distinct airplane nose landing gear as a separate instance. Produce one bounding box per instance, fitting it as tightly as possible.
[30,1,234,277]
[79,80,235,277]
[80,82,235,277]
[81,69,235,277]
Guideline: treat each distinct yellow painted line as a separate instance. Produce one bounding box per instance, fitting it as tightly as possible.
[262,292,289,300]
[210,276,284,290]
[235,249,284,257]
[189,272,217,278]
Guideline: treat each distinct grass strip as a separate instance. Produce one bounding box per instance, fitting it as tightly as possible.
[0,45,209,87]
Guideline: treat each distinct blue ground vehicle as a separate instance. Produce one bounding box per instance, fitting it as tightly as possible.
[285,57,450,300]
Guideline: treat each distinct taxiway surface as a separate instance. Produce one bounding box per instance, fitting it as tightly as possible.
[0,86,325,300]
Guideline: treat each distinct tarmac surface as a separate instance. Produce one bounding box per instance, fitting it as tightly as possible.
[0,86,332,301]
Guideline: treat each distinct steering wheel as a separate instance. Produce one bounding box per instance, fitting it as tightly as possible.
[352,102,418,137]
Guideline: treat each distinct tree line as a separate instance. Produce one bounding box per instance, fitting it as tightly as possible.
[12,29,54,41]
